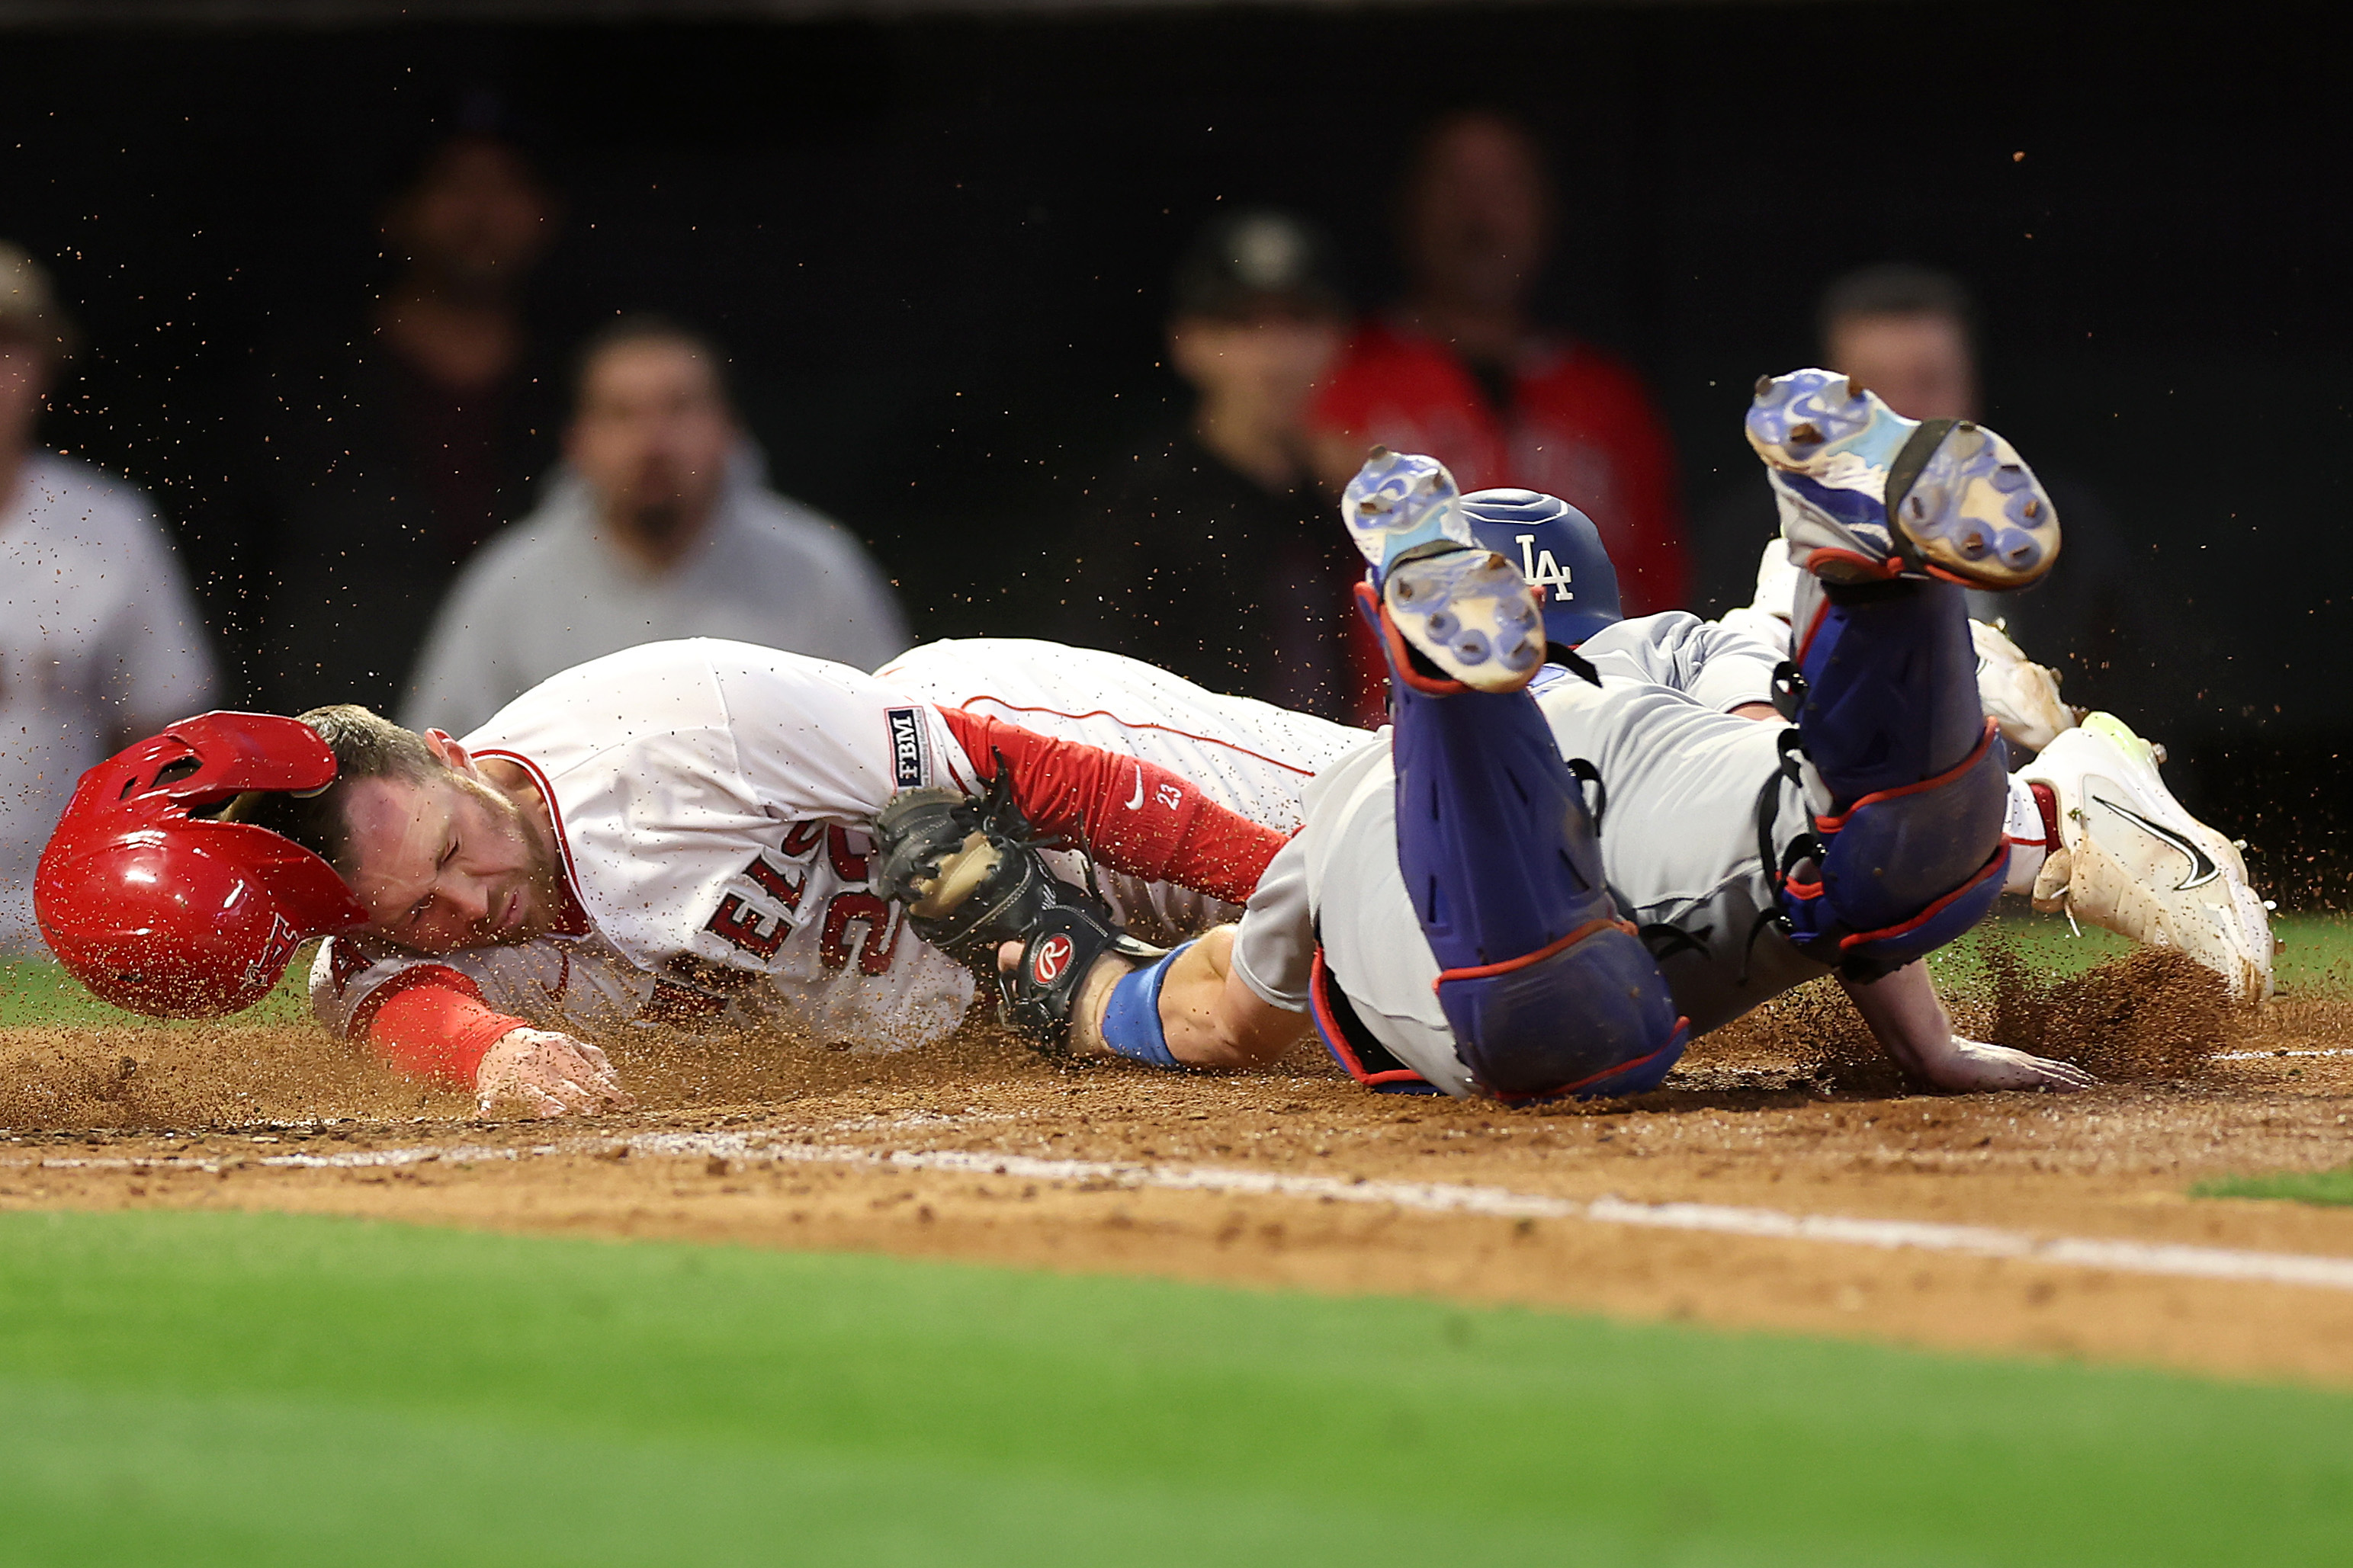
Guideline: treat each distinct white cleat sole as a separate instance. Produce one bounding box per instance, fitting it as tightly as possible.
[1343,447,1472,577]
[1384,549,1546,693]
[1745,368,2059,591]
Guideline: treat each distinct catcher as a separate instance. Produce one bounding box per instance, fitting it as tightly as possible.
[949,377,2149,1099]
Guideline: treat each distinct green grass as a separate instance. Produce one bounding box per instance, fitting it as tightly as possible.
[2,1210,2351,1565]
[1924,909,2353,996]
[2194,1169,2353,1207]
[0,950,316,1028]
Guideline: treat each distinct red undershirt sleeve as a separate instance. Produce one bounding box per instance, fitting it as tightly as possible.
[935,707,1287,906]
[355,967,529,1087]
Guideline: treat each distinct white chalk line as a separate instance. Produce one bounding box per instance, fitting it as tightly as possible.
[14,1125,2353,1294]
[2216,1047,2353,1061]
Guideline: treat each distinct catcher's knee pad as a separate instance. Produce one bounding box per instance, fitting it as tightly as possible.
[1793,576,1986,802]
[1436,921,1690,1101]
[1781,717,2011,973]
[1781,575,2009,973]
[1388,680,1685,1101]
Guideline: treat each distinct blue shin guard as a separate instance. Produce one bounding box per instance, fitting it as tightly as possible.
[1783,579,2008,973]
[1388,676,1688,1101]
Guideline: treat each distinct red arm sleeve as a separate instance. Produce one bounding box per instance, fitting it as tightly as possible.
[935,708,1286,906]
[355,966,529,1086]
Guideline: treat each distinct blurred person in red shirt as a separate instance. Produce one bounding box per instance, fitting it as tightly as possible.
[1308,111,1690,623]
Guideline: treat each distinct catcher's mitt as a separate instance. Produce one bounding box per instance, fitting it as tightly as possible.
[872,763,1102,970]
[872,764,1160,1051]
[994,902,1164,1053]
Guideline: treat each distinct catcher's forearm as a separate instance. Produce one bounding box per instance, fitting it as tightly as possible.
[935,708,1286,903]
[1838,961,1952,1079]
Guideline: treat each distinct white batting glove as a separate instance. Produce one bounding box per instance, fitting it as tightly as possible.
[473,1028,636,1120]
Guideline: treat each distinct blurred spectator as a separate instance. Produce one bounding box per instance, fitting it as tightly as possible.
[403,316,909,734]
[1059,210,1363,719]
[1692,264,2140,705]
[0,243,217,953]
[1308,111,1690,615]
[248,123,564,715]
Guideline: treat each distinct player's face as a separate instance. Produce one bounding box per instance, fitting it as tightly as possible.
[387,137,556,292]
[339,767,564,955]
[1167,308,1342,424]
[1825,313,1979,424]
[567,340,736,547]
[1404,116,1551,316]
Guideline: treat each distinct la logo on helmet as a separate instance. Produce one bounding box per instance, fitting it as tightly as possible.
[1515,533,1575,603]
[1031,933,1075,985]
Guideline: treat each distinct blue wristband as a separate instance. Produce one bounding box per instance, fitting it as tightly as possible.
[1098,941,1193,1070]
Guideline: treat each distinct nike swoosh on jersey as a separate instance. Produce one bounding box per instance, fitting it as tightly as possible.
[2094,794,2220,891]
[1127,767,1144,810]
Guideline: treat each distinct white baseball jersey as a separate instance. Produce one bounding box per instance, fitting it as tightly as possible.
[312,636,1363,1053]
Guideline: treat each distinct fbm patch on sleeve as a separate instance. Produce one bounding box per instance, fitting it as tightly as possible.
[885,707,931,788]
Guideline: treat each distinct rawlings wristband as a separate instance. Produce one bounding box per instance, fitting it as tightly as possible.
[1097,941,1193,1070]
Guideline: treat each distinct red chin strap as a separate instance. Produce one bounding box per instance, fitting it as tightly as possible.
[35,712,371,1018]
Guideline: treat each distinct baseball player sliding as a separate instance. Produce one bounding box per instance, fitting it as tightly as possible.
[34,633,1363,1116]
[970,373,2214,1099]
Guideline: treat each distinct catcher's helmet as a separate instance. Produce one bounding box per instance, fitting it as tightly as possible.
[1462,489,1622,652]
[34,712,369,1018]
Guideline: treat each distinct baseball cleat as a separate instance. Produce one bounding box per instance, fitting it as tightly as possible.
[1342,446,1472,582]
[1382,547,1546,693]
[2021,712,2275,1001]
[1970,617,2079,755]
[1745,368,2059,591]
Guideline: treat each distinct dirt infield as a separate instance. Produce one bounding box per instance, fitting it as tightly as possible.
[8,948,2353,1388]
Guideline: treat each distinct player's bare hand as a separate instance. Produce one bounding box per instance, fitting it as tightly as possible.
[473,1028,636,1120]
[1919,1037,2098,1094]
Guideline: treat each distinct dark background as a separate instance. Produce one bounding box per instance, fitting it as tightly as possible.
[3,0,2348,896]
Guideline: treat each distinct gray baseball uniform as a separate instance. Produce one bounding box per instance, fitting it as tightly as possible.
[1229,612,1822,1097]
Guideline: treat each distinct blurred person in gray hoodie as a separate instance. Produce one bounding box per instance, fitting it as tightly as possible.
[0,242,217,953]
[403,316,909,735]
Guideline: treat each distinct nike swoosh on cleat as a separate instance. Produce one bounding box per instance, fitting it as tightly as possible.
[2093,794,2220,891]
[1126,767,1144,810]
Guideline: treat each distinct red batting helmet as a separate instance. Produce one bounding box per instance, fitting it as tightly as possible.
[34,712,369,1018]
